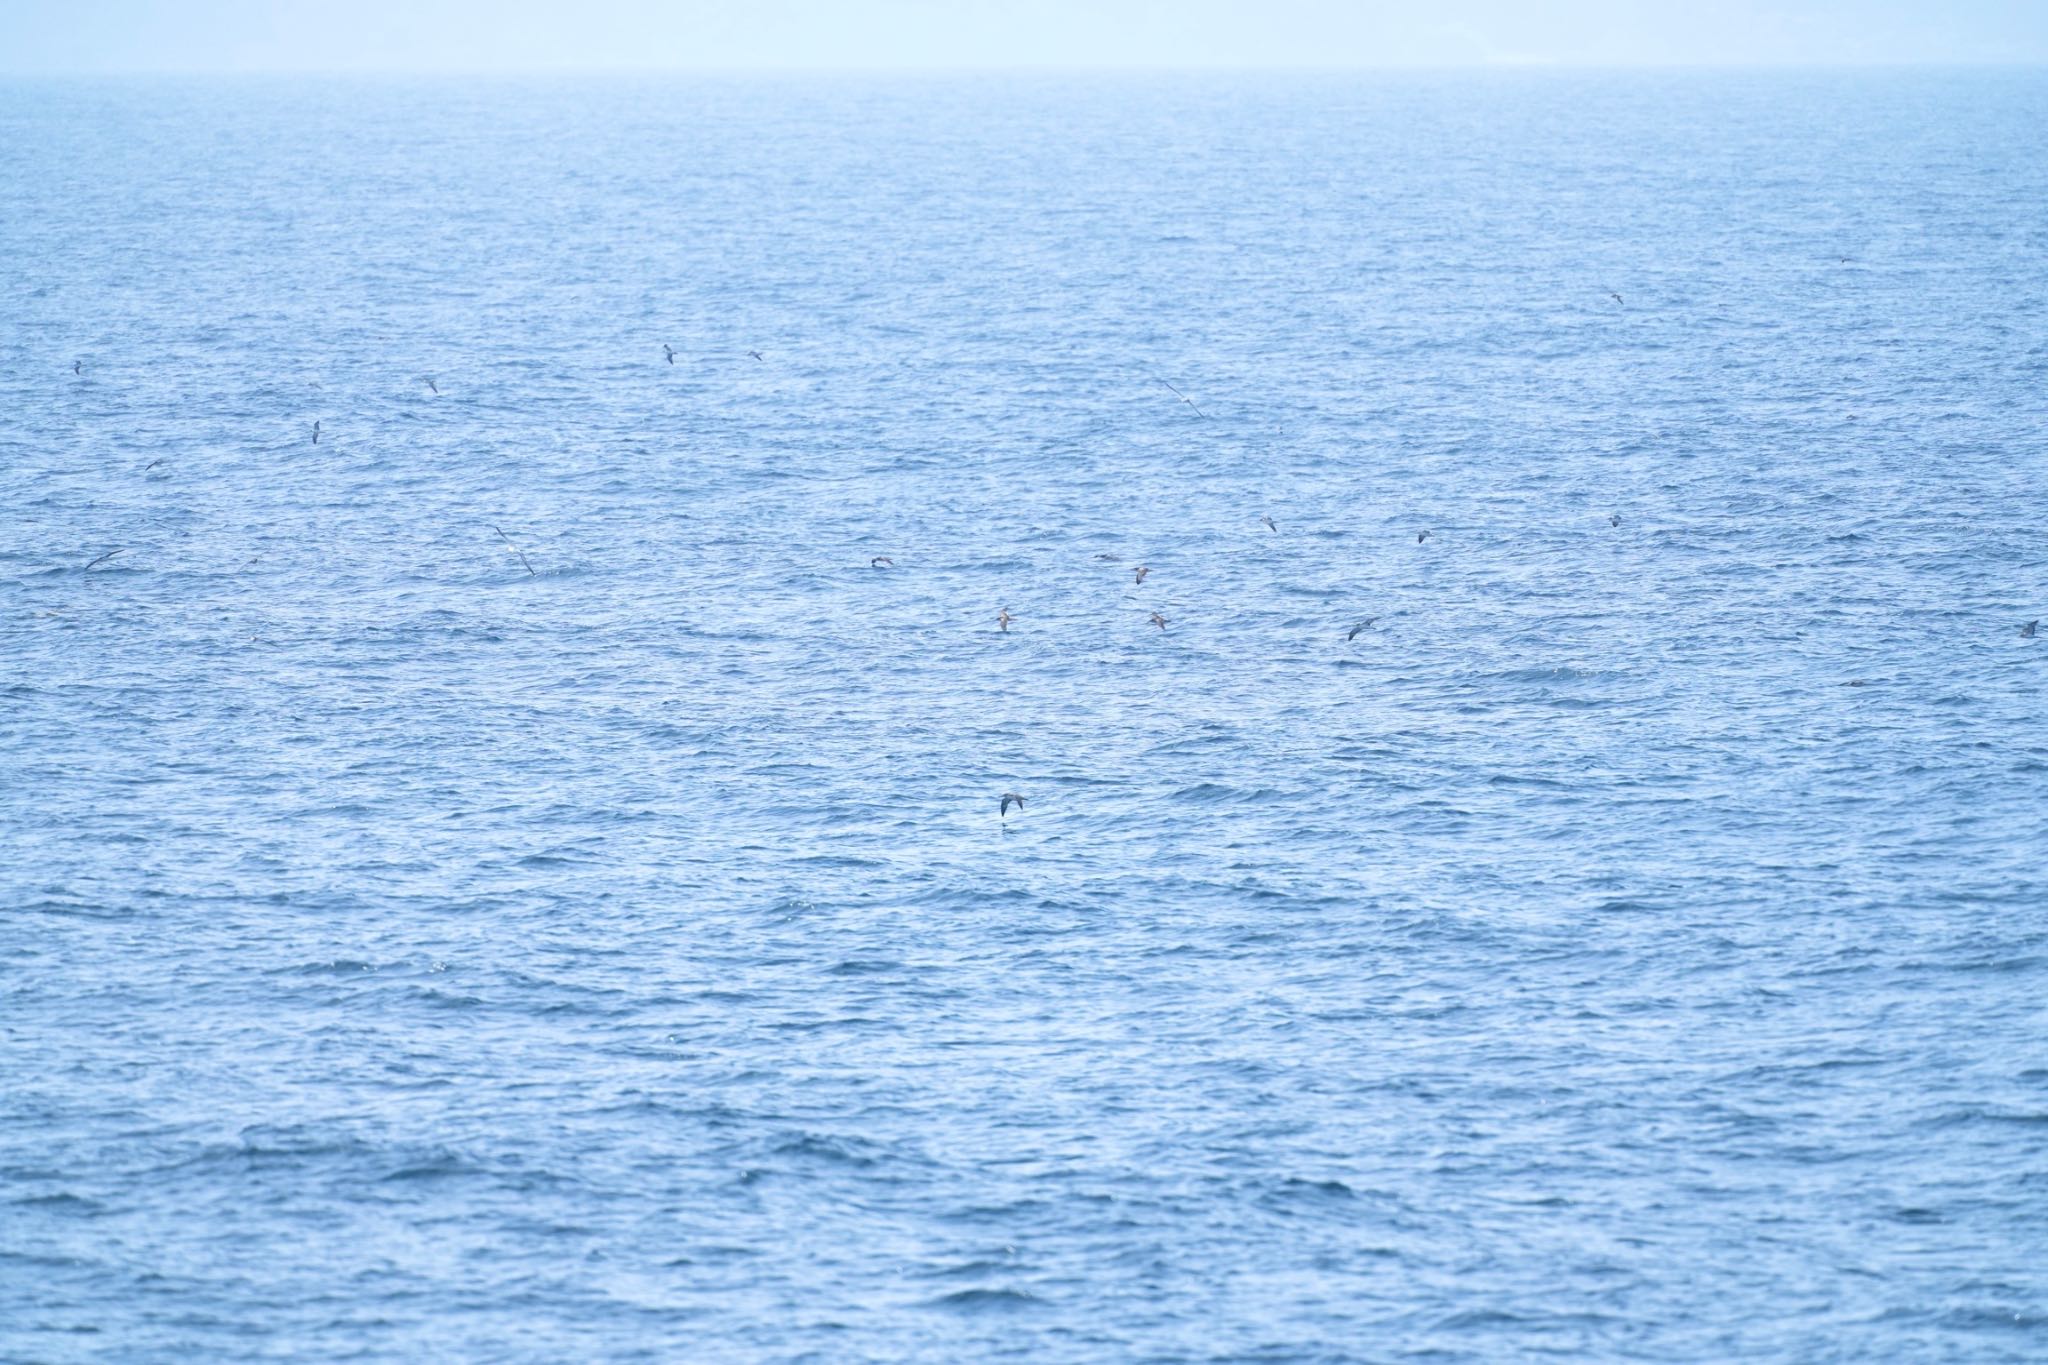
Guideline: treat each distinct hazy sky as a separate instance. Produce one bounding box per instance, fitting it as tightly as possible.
[5,1,2045,73]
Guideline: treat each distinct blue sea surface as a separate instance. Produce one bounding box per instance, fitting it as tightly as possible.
[3,71,2047,1361]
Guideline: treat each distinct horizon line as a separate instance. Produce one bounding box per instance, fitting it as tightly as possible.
[5,59,2046,78]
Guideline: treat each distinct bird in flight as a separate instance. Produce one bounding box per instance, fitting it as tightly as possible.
[84,549,124,571]
[312,421,321,445]
[1416,530,1430,544]
[425,377,439,394]
[1150,612,1168,630]
[998,608,1013,633]
[1609,292,1623,304]
[1610,513,1621,527]
[1159,378,1205,418]
[1094,553,1120,561]
[1000,793,1025,818]
[1347,618,1377,641]
[870,556,894,568]
[2024,620,2039,638]
[144,459,164,472]
[491,525,536,577]
[1261,515,1277,532]
[1133,565,1149,585]
[663,344,676,365]
[72,360,81,375]
[748,350,764,362]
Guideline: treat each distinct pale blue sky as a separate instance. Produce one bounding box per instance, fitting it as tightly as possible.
[4,0,2044,73]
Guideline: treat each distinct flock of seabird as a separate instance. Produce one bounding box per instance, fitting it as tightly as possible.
[62,347,2042,826]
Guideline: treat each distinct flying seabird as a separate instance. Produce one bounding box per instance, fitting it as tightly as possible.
[1000,793,1025,817]
[84,549,124,571]
[1610,292,1623,304]
[1133,565,1149,585]
[1150,612,1168,630]
[748,350,764,362]
[870,556,894,568]
[72,360,81,375]
[1610,513,1620,527]
[1347,618,1377,641]
[426,377,439,394]
[998,608,1013,633]
[663,345,676,365]
[1417,530,1430,544]
[1159,378,1205,418]
[1261,515,1277,532]
[2024,620,2039,638]
[491,525,536,577]
[144,459,164,472]
[312,421,320,445]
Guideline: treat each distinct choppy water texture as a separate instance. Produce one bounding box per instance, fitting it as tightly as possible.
[4,72,2048,1362]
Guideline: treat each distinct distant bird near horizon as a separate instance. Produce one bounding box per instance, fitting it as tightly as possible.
[491,524,536,577]
[1610,291,1623,304]
[2024,620,2039,638]
[1133,565,1149,585]
[84,549,123,571]
[663,345,676,365]
[749,350,764,362]
[998,608,1013,633]
[312,421,320,445]
[1261,515,1277,532]
[870,556,893,568]
[1417,530,1430,544]
[1150,612,1168,630]
[1159,378,1204,418]
[426,377,438,394]
[1000,793,1025,818]
[1347,618,1377,641]
[144,459,164,472]
[72,360,81,375]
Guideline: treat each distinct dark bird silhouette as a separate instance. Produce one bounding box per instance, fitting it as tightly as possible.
[748,350,764,362]
[1347,618,1377,641]
[2024,620,2039,638]
[312,421,320,445]
[663,344,676,365]
[1847,679,1867,687]
[998,608,1013,633]
[84,549,124,571]
[144,459,164,472]
[1261,515,1277,532]
[1417,530,1430,544]
[1133,565,1149,585]
[1610,514,1621,527]
[1159,378,1205,418]
[1095,553,1119,561]
[1000,793,1025,818]
[491,524,536,577]
[72,360,81,375]
[1609,292,1623,304]
[426,377,439,394]
[870,556,894,568]
[1150,612,1168,630]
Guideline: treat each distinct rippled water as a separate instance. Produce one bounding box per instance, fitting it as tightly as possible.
[4,71,2047,1361]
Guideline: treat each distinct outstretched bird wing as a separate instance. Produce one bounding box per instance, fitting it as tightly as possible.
[1159,378,1205,418]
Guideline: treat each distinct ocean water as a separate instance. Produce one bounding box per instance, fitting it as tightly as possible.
[3,70,2047,1361]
